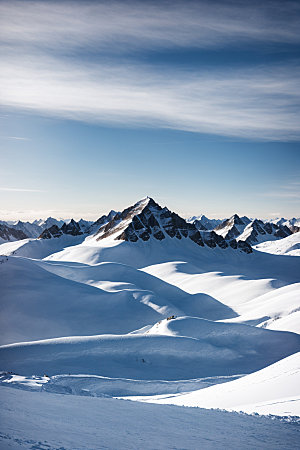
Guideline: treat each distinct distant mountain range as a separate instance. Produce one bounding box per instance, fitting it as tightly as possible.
[0,200,299,249]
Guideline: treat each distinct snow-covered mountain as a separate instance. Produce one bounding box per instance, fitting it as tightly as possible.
[187,214,223,230]
[268,217,300,229]
[0,217,95,242]
[8,220,41,238]
[39,218,84,239]
[0,195,299,448]
[38,213,117,239]
[0,223,28,243]
[90,197,252,253]
[33,217,66,229]
[236,219,292,245]
[214,214,292,246]
[214,214,251,239]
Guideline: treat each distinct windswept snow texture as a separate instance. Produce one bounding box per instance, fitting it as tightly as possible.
[1,386,299,450]
[136,352,300,417]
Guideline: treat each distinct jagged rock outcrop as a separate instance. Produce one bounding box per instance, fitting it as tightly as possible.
[87,210,117,235]
[38,225,63,239]
[188,215,222,230]
[94,197,252,253]
[39,219,83,239]
[9,220,41,238]
[0,224,28,242]
[61,219,83,236]
[214,214,250,240]
[237,219,292,246]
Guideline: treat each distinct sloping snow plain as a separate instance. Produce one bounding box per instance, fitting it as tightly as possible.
[1,386,299,450]
[253,232,300,256]
[0,216,300,449]
[129,352,300,417]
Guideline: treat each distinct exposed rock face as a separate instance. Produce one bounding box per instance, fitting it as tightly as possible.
[214,214,250,240]
[188,215,222,230]
[94,197,252,253]
[87,210,117,235]
[9,220,41,238]
[237,219,292,246]
[61,219,83,236]
[39,219,83,239]
[0,224,28,242]
[214,214,291,246]
[39,225,63,239]
[38,212,118,240]
[193,220,207,231]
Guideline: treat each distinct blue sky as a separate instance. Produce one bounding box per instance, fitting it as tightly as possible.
[0,0,299,221]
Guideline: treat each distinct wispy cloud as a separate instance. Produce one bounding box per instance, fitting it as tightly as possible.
[1,1,300,52]
[5,136,29,141]
[0,187,44,192]
[261,180,300,200]
[1,54,299,140]
[1,0,300,140]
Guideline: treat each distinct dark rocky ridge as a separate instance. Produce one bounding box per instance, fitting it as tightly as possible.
[38,211,118,240]
[237,219,292,246]
[95,197,253,253]
[39,219,83,239]
[0,224,28,241]
[213,214,292,246]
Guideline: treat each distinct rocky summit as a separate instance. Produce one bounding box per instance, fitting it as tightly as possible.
[94,197,253,253]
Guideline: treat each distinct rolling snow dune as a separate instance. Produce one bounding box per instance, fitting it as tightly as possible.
[38,259,237,321]
[0,256,239,345]
[253,232,300,256]
[41,234,300,333]
[0,256,163,344]
[222,283,300,334]
[140,352,300,417]
[0,318,299,380]
[142,256,300,333]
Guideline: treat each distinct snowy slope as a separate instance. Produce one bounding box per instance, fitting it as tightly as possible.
[140,352,300,417]
[1,195,300,447]
[1,255,246,345]
[142,251,300,334]
[253,232,300,256]
[0,234,86,259]
[221,283,300,334]
[1,386,299,450]
[0,319,299,380]
[0,256,164,344]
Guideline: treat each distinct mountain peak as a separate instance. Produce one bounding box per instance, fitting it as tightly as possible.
[93,198,252,253]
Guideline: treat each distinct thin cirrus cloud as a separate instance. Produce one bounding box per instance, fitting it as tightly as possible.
[0,188,44,192]
[1,55,299,141]
[0,0,300,141]
[261,181,300,200]
[1,0,300,51]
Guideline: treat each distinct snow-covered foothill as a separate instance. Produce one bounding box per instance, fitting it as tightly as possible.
[136,352,300,417]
